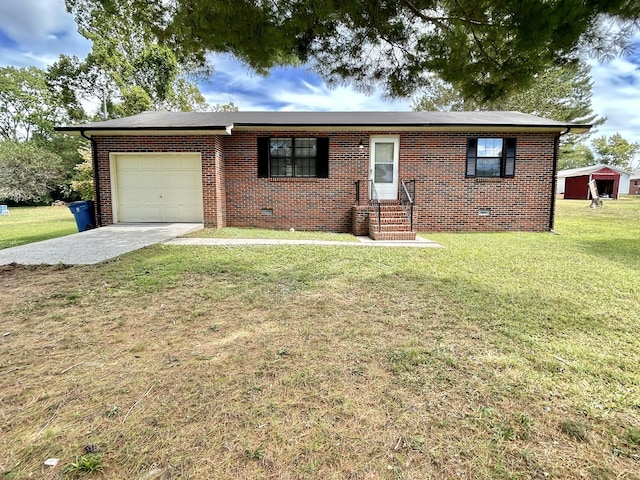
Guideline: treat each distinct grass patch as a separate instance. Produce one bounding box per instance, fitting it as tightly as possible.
[626,427,640,447]
[0,205,77,249]
[1,197,639,478]
[185,226,359,242]
[63,453,104,477]
[559,420,591,443]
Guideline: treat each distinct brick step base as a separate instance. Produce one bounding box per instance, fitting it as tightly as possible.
[371,217,411,225]
[369,230,417,241]
[375,211,409,217]
[371,225,412,232]
[368,203,415,241]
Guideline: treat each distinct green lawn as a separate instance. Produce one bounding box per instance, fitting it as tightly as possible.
[186,226,359,242]
[0,205,77,249]
[1,197,639,479]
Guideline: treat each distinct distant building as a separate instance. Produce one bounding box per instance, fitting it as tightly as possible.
[630,170,640,195]
[556,165,630,200]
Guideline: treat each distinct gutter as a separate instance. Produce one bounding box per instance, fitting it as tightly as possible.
[80,130,102,227]
[56,125,232,135]
[550,128,571,232]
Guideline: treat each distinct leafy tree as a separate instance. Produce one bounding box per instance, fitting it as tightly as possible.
[0,141,66,203]
[412,79,470,113]
[58,0,212,117]
[112,85,154,118]
[413,61,603,125]
[591,133,640,171]
[46,54,108,120]
[47,49,207,119]
[204,102,239,113]
[44,56,88,123]
[70,146,94,200]
[0,66,88,202]
[0,67,64,141]
[66,0,639,101]
[558,142,596,170]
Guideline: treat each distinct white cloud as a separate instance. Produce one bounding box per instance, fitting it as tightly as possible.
[589,56,640,147]
[587,32,640,148]
[272,83,411,112]
[0,0,90,68]
[586,35,640,167]
[0,0,72,44]
[201,53,411,112]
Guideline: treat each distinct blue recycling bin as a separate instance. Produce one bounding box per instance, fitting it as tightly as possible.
[68,200,96,232]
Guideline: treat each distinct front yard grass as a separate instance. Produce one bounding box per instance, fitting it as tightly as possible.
[1,197,639,479]
[186,226,359,242]
[0,206,77,250]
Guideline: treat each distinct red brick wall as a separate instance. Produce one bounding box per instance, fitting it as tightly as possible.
[93,130,557,232]
[398,131,557,232]
[222,130,557,232]
[223,131,368,232]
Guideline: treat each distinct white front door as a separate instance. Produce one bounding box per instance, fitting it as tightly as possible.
[370,136,399,200]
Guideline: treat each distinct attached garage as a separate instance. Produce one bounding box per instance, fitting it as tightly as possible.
[110,153,203,223]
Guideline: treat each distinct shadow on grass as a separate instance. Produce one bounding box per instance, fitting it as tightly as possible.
[575,237,640,268]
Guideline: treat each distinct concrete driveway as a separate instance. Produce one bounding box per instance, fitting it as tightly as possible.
[0,223,203,266]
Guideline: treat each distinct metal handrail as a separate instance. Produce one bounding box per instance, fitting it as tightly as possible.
[369,180,381,232]
[400,179,415,232]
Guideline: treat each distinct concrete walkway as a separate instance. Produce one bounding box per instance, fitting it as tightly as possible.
[0,223,203,266]
[0,226,442,266]
[166,236,443,248]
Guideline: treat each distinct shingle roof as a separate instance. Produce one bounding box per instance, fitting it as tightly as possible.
[56,110,591,135]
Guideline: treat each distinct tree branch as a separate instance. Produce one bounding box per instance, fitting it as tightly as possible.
[399,0,490,27]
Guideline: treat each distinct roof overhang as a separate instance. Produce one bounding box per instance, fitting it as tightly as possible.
[54,111,591,137]
[57,126,233,137]
[57,124,586,137]
[230,124,584,134]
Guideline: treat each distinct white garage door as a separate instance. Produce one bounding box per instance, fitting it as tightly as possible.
[113,153,203,223]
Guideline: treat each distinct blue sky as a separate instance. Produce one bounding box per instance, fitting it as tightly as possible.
[1,0,639,157]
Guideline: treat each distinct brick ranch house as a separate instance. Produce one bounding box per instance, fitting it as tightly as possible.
[57,111,590,239]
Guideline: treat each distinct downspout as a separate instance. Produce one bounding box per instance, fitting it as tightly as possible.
[80,130,102,227]
[549,128,570,232]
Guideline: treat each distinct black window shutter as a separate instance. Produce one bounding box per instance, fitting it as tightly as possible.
[257,137,269,178]
[504,138,516,177]
[316,137,329,178]
[466,138,477,177]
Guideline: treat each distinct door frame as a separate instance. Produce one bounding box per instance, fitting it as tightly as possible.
[370,136,400,200]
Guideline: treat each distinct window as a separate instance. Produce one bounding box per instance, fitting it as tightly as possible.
[257,137,329,178]
[466,137,516,178]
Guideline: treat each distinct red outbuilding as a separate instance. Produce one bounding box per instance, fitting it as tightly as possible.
[557,165,630,200]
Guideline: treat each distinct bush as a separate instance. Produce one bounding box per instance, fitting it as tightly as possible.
[0,140,65,203]
[69,145,94,200]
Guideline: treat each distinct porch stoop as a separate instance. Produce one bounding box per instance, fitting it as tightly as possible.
[368,202,416,241]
